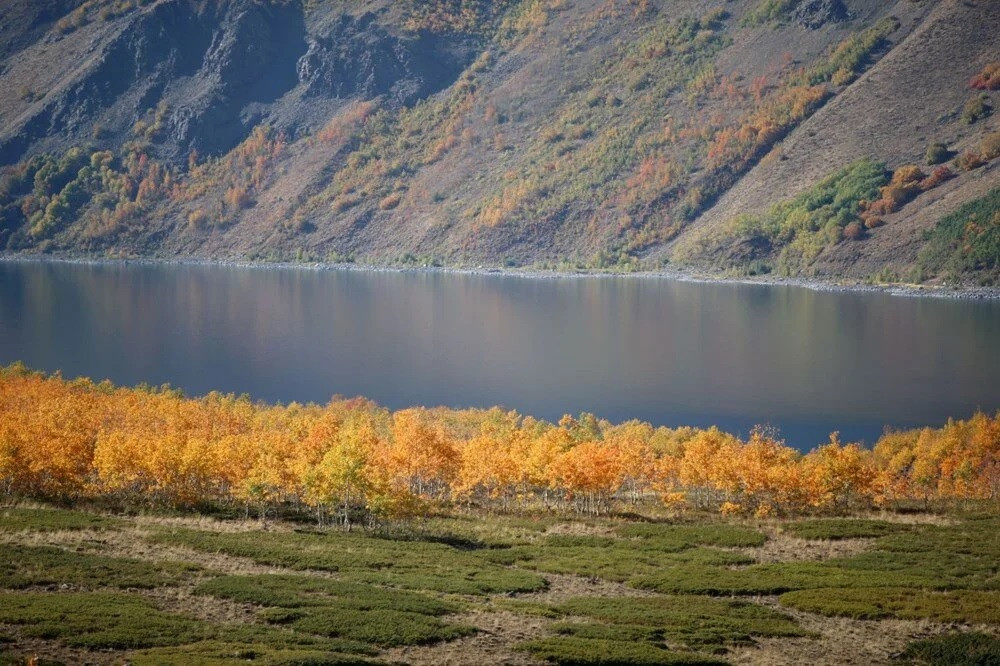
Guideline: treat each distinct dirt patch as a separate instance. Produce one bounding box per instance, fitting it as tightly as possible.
[742,530,874,564]
[516,573,656,604]
[858,512,956,526]
[133,514,297,533]
[141,586,260,625]
[0,631,118,666]
[542,522,616,537]
[729,596,996,665]
[381,610,549,665]
[0,526,288,577]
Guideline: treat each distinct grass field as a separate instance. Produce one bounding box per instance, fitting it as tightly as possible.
[0,505,997,665]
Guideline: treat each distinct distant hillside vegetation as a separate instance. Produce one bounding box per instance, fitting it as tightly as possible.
[0,0,997,285]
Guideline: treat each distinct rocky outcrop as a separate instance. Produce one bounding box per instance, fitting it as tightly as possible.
[793,0,850,30]
[0,0,473,166]
[296,13,473,105]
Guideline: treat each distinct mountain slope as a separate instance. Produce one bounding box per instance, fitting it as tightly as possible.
[0,0,997,285]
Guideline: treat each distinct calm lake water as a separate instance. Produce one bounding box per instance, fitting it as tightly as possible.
[1,260,998,450]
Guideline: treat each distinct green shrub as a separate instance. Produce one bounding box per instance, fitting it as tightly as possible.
[151,527,546,595]
[616,523,766,548]
[0,543,199,590]
[899,632,1000,665]
[488,542,752,582]
[194,574,457,615]
[553,596,806,647]
[728,159,888,272]
[780,587,1000,623]
[743,0,799,27]
[280,607,473,647]
[0,507,124,532]
[0,592,206,649]
[522,636,727,665]
[130,641,378,666]
[961,95,992,124]
[917,188,1000,283]
[925,142,950,165]
[782,519,908,540]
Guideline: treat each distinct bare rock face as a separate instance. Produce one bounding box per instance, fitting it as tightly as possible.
[161,0,305,159]
[295,13,467,105]
[0,0,473,166]
[793,0,850,30]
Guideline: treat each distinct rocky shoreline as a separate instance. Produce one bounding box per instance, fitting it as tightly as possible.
[3,252,999,300]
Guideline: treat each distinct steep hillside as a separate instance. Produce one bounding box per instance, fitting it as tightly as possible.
[0,0,997,285]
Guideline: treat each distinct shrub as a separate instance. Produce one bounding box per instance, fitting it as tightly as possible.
[925,142,950,165]
[979,131,1000,161]
[831,67,854,86]
[919,166,954,191]
[0,543,198,590]
[955,150,985,171]
[843,221,864,240]
[917,187,1000,282]
[728,159,887,270]
[779,588,1000,623]
[195,574,457,616]
[378,193,402,210]
[901,633,1000,665]
[0,508,122,533]
[969,62,1000,91]
[783,519,907,541]
[891,165,924,187]
[961,95,991,124]
[522,636,726,665]
[186,209,208,230]
[743,0,798,27]
[0,592,206,649]
[223,186,253,210]
[331,195,359,213]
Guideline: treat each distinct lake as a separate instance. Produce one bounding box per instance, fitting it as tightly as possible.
[1,259,998,450]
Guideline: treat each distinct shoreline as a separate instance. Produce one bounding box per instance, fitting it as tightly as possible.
[2,251,998,300]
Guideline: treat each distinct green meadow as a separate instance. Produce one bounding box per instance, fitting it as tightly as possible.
[0,505,998,665]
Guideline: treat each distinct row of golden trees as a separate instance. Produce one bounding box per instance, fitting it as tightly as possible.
[1,364,997,524]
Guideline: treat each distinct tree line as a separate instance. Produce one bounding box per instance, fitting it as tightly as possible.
[1,364,997,526]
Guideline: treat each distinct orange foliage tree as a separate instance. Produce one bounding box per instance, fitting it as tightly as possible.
[1,364,998,520]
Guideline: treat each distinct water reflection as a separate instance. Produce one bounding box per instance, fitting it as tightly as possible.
[1,260,998,449]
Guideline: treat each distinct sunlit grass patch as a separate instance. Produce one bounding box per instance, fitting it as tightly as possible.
[633,517,1000,595]
[0,506,124,532]
[195,574,458,615]
[150,527,546,595]
[630,561,936,596]
[616,524,766,548]
[874,516,1000,559]
[518,594,805,665]
[212,624,373,655]
[898,632,1000,665]
[0,543,200,590]
[552,623,665,643]
[195,574,472,648]
[479,522,763,582]
[130,641,381,665]
[485,540,753,582]
[521,636,728,665]
[0,592,207,649]
[780,588,1000,623]
[782,518,908,540]
[396,513,555,547]
[553,596,806,648]
[269,606,474,647]
[0,591,379,657]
